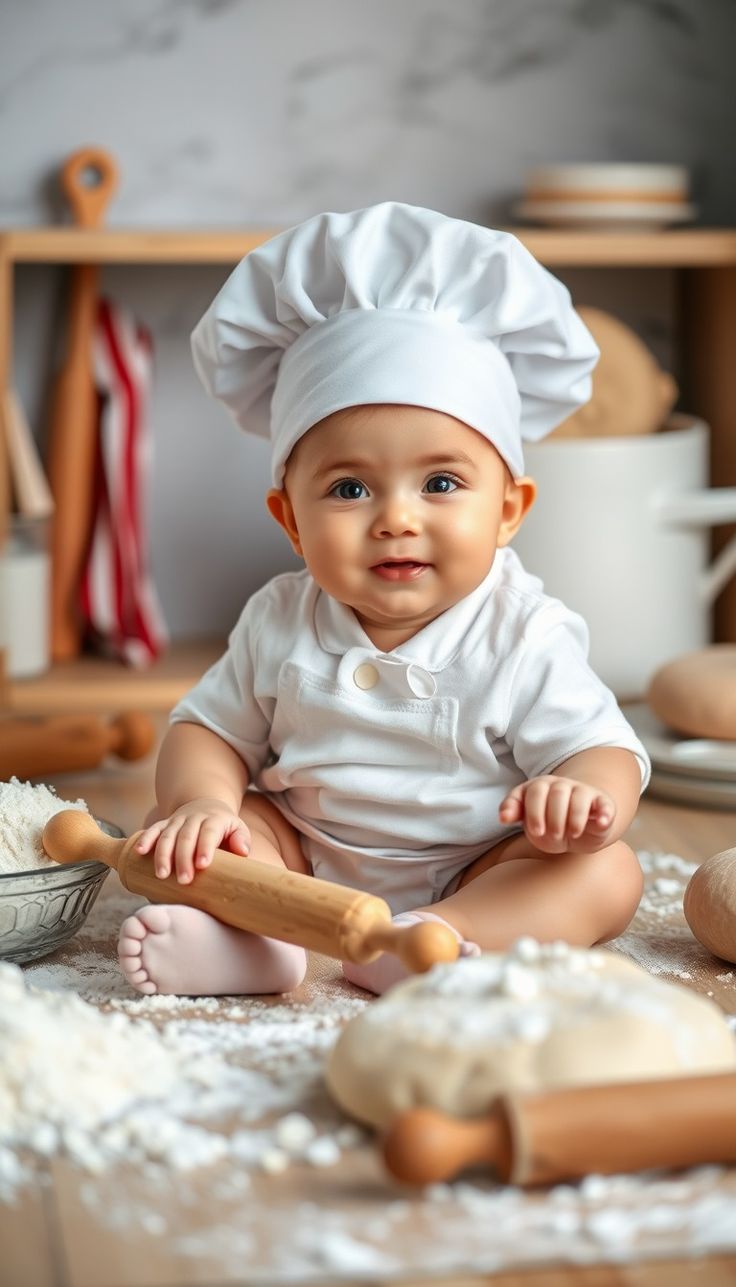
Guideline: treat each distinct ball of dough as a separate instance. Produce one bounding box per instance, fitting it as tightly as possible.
[551,307,678,440]
[326,941,736,1128]
[647,646,736,739]
[684,849,736,964]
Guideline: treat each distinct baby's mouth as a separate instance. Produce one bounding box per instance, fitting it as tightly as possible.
[371,560,429,581]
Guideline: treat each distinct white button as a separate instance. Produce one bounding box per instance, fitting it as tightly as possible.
[353,662,379,690]
[405,663,437,699]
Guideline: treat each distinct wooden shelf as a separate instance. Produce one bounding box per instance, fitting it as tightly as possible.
[4,639,224,714]
[2,225,736,266]
[0,227,279,265]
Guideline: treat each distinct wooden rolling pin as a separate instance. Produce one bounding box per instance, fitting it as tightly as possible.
[382,1072,736,1188]
[47,146,118,660]
[42,809,460,971]
[0,711,155,780]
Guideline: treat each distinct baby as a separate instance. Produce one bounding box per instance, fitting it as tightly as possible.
[118,203,649,998]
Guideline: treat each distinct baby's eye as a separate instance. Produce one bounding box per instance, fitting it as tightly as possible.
[331,478,367,501]
[424,473,459,494]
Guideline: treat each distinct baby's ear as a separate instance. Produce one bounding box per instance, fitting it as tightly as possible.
[497,475,536,547]
[266,488,303,556]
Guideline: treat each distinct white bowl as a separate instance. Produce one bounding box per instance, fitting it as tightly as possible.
[514,198,697,230]
[525,163,690,198]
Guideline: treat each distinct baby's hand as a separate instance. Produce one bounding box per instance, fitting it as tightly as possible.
[134,798,251,885]
[498,776,616,854]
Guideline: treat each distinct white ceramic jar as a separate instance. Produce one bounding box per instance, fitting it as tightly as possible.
[0,516,51,678]
[511,416,736,699]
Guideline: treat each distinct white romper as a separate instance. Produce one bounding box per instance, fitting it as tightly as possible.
[171,549,650,914]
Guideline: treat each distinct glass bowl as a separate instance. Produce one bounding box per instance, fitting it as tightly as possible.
[0,817,123,965]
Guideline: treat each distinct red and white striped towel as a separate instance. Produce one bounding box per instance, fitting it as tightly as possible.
[80,299,168,667]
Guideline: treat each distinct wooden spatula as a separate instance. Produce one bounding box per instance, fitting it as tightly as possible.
[47,146,118,660]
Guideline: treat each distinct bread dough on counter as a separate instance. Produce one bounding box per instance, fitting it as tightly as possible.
[647,646,736,740]
[326,939,736,1128]
[550,306,678,440]
[684,848,736,965]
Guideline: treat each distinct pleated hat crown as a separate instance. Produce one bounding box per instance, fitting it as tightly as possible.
[191,202,599,483]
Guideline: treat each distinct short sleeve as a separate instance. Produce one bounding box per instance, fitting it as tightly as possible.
[170,601,272,780]
[504,606,651,788]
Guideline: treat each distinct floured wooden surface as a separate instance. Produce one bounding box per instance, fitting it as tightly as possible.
[3,834,736,1286]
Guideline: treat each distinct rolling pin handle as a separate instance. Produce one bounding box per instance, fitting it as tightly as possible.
[360,920,460,973]
[108,711,156,761]
[383,1106,511,1187]
[42,808,130,871]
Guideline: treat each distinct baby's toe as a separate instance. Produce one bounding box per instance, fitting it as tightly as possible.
[119,912,147,942]
[117,934,142,960]
[135,979,158,994]
[136,904,173,934]
[117,908,168,995]
[118,946,156,995]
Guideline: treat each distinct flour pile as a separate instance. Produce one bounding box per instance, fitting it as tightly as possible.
[0,960,366,1202]
[0,778,89,873]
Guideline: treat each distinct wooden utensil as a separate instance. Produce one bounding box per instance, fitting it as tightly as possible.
[382,1072,736,1188]
[47,146,118,660]
[0,711,155,779]
[42,809,460,971]
[3,388,54,518]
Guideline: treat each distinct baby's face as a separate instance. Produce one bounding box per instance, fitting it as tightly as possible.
[267,405,534,650]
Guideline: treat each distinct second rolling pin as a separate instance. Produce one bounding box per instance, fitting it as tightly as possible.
[382,1071,736,1187]
[42,809,460,971]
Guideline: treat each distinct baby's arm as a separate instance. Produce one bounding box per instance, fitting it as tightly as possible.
[499,746,642,855]
[136,721,251,883]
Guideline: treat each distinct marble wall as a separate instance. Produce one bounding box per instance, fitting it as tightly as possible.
[3,0,734,636]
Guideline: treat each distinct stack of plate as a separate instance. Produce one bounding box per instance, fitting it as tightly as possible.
[515,163,696,230]
[625,703,736,810]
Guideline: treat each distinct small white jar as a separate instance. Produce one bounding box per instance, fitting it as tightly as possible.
[0,516,51,678]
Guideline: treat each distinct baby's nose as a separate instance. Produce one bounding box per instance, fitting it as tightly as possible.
[372,493,422,536]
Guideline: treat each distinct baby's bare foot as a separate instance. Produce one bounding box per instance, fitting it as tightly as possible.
[342,910,479,995]
[117,904,307,997]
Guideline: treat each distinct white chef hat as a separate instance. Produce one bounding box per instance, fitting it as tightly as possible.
[191,202,598,484]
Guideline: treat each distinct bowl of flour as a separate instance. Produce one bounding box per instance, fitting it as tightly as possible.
[0,778,120,964]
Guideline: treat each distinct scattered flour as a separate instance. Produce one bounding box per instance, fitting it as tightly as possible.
[2,845,736,1278]
[0,957,367,1205]
[636,850,698,921]
[0,777,89,873]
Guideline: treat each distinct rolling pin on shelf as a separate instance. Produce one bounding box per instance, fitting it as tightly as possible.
[0,711,155,780]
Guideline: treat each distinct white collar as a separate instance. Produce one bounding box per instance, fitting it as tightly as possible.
[314,555,503,673]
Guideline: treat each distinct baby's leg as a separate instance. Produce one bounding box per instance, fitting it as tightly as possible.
[343,836,642,996]
[425,833,644,952]
[118,795,309,997]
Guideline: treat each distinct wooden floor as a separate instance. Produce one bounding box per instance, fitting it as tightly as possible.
[3,725,736,1286]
